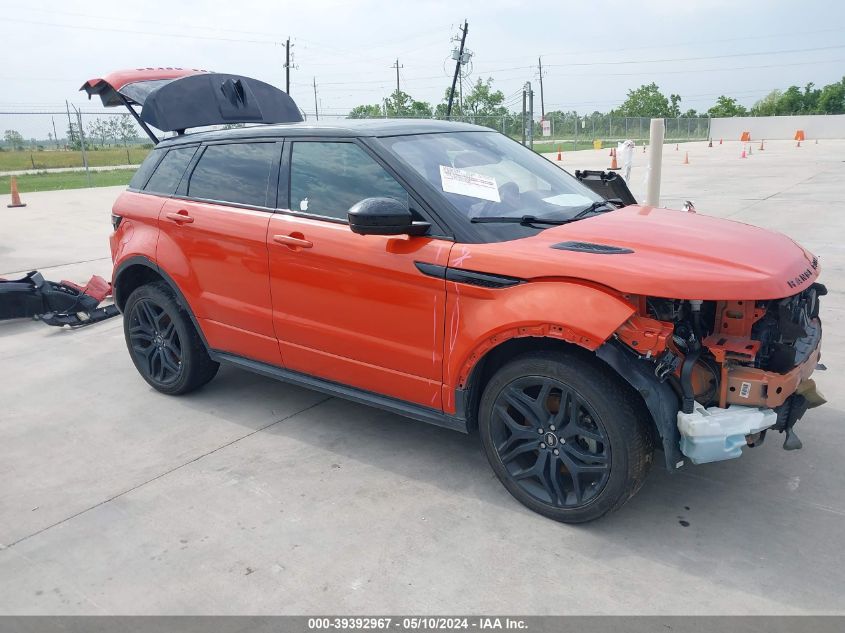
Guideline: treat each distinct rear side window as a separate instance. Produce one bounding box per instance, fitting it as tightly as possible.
[188,142,278,207]
[128,149,162,190]
[144,146,198,196]
[290,142,408,220]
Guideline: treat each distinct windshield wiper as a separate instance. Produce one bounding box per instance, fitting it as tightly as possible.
[471,215,573,225]
[470,201,616,226]
[568,200,617,219]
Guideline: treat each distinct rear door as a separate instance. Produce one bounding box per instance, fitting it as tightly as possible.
[156,140,283,366]
[267,139,452,409]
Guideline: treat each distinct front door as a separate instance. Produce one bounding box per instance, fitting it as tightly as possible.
[267,140,452,409]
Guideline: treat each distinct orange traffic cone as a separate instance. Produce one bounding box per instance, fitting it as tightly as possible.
[759,139,765,151]
[7,176,26,208]
[608,148,619,170]
[741,148,747,159]
[683,151,689,165]
[556,145,562,161]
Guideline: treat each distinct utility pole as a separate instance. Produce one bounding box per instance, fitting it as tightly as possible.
[71,105,91,187]
[312,77,319,121]
[537,56,545,118]
[391,58,403,95]
[51,116,59,149]
[284,38,291,94]
[528,83,534,149]
[65,100,75,147]
[446,20,468,119]
[521,87,526,146]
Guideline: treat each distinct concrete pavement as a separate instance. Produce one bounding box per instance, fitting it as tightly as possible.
[1,140,844,614]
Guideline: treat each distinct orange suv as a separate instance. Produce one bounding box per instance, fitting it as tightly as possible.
[89,69,826,522]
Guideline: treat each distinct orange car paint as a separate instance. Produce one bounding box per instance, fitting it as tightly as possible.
[267,211,451,409]
[113,188,822,416]
[453,205,819,301]
[111,151,821,421]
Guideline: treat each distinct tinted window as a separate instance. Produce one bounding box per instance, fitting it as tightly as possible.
[290,142,408,220]
[188,142,278,207]
[144,146,198,196]
[128,149,162,190]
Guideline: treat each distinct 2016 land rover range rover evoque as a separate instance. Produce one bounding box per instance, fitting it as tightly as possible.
[86,68,827,523]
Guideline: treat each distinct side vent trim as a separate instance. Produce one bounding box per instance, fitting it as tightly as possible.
[415,262,524,289]
[551,241,634,255]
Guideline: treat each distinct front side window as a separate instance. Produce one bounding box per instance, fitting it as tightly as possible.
[289,141,408,221]
[381,131,606,242]
[144,146,198,196]
[188,142,278,207]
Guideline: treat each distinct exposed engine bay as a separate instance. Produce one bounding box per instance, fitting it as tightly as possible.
[612,283,827,465]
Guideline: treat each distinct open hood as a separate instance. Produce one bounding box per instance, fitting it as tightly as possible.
[81,68,303,143]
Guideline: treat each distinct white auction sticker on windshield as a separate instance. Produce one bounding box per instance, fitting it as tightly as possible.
[439,165,500,202]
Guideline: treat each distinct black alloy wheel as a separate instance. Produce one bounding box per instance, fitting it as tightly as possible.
[128,298,183,385]
[489,376,611,508]
[123,282,219,395]
[479,351,654,523]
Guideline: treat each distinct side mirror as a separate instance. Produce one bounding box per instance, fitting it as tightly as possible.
[348,197,430,236]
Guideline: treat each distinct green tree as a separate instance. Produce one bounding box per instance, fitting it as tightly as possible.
[117,115,139,163]
[3,129,25,150]
[707,95,748,117]
[751,89,782,116]
[384,90,432,117]
[615,83,677,118]
[816,78,845,113]
[778,86,804,114]
[669,93,682,118]
[464,77,507,118]
[434,86,466,118]
[87,118,109,148]
[347,90,432,119]
[347,104,384,119]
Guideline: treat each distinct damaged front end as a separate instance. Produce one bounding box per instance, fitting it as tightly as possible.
[602,283,826,469]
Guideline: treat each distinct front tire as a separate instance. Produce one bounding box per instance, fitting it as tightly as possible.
[479,350,653,523]
[123,281,219,395]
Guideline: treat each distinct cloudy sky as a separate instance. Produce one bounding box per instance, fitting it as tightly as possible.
[3,0,844,126]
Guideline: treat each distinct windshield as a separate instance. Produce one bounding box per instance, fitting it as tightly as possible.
[381,131,606,241]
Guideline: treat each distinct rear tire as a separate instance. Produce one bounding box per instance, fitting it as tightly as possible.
[478,350,653,523]
[123,281,218,395]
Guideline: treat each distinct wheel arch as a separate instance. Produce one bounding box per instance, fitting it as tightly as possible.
[459,335,682,472]
[113,256,211,350]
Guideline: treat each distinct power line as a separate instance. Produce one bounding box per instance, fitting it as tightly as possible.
[475,44,845,74]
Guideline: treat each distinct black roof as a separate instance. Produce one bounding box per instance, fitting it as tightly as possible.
[157,118,489,147]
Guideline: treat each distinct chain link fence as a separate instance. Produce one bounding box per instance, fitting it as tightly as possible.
[2,109,711,178]
[0,110,151,175]
[321,112,712,149]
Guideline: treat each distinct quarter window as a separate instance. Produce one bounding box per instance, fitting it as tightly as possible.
[143,146,198,196]
[188,142,278,207]
[290,142,408,220]
[129,149,163,190]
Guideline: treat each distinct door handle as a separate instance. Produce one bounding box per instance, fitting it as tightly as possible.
[273,233,313,249]
[165,211,194,224]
